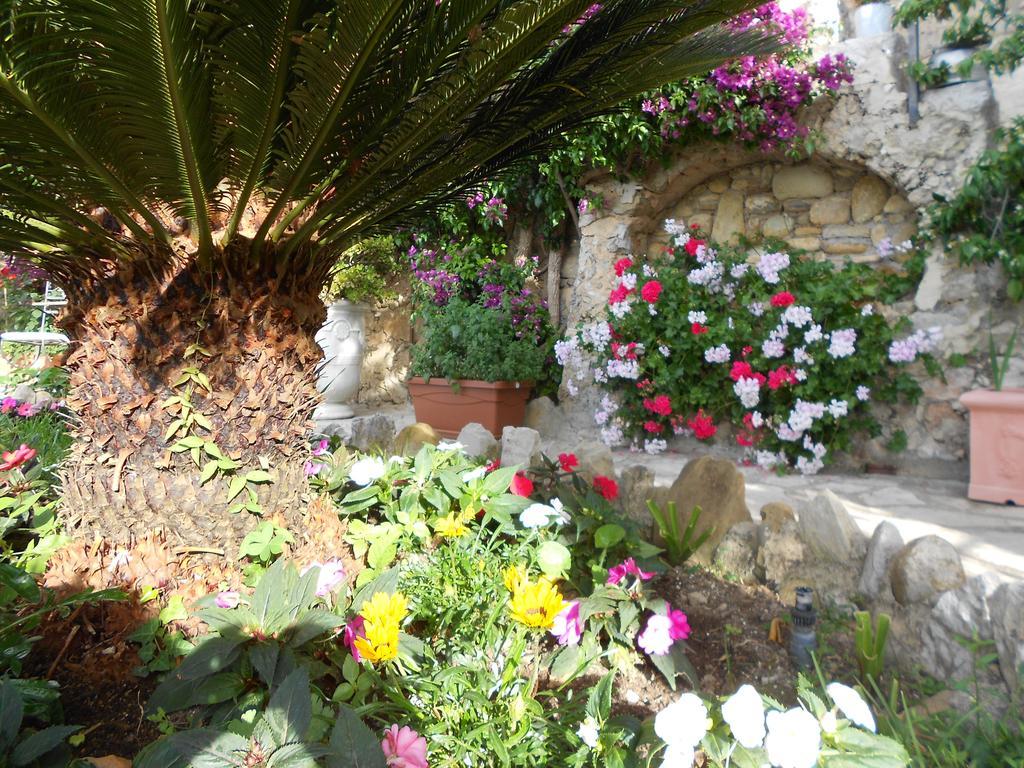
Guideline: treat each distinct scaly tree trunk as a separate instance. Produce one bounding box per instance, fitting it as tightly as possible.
[58,245,329,553]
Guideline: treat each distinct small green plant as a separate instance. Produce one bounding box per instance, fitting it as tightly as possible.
[128,595,195,676]
[646,501,712,566]
[854,610,892,683]
[988,320,1020,391]
[0,679,80,768]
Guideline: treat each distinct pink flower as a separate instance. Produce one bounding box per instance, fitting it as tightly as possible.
[668,607,691,640]
[638,614,674,655]
[592,475,618,500]
[0,444,36,471]
[558,453,578,472]
[730,361,753,382]
[608,284,630,304]
[214,591,240,609]
[312,438,330,456]
[684,238,705,256]
[688,410,717,440]
[551,601,583,646]
[640,280,663,303]
[643,420,663,434]
[0,397,16,414]
[381,724,428,768]
[643,394,672,416]
[606,557,654,586]
[304,461,325,476]
[303,559,346,597]
[16,402,35,417]
[767,366,797,390]
[343,616,366,662]
[691,322,708,335]
[510,472,534,497]
[770,291,796,307]
[613,257,634,277]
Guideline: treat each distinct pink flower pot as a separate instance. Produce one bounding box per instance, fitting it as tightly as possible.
[960,388,1024,505]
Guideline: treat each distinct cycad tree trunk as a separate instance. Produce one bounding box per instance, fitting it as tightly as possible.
[58,246,327,552]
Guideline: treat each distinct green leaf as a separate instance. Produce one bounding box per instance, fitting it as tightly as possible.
[262,667,312,748]
[0,563,39,601]
[326,705,386,768]
[245,469,274,484]
[585,670,616,722]
[10,725,79,766]
[0,681,25,753]
[173,635,247,681]
[226,476,247,502]
[594,524,626,549]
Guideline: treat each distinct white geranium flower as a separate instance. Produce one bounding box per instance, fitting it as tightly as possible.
[765,708,821,768]
[520,502,557,528]
[827,682,876,732]
[461,466,487,483]
[577,718,600,749]
[348,456,386,486]
[721,684,766,749]
[437,440,464,452]
[655,694,709,759]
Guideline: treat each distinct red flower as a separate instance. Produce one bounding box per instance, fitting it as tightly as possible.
[643,394,672,417]
[640,281,663,303]
[691,322,708,335]
[684,238,705,256]
[742,345,753,358]
[485,459,501,473]
[736,433,755,447]
[643,420,663,434]
[730,361,754,382]
[770,291,796,308]
[510,472,534,497]
[558,453,578,473]
[0,444,36,471]
[687,410,717,441]
[608,284,630,304]
[768,366,797,390]
[613,257,634,277]
[592,475,619,501]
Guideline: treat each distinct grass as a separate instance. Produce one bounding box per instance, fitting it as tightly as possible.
[0,410,72,481]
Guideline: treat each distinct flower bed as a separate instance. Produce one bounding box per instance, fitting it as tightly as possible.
[557,223,936,473]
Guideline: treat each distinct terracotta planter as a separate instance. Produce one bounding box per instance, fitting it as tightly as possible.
[407,377,532,438]
[960,388,1024,505]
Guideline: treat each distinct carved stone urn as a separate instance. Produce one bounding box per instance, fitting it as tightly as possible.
[314,300,367,421]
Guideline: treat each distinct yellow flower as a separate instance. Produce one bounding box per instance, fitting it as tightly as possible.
[503,564,526,593]
[508,575,567,629]
[354,591,408,664]
[434,511,468,538]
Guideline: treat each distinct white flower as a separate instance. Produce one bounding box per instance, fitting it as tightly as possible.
[349,456,386,486]
[655,694,709,758]
[793,346,813,365]
[644,438,668,455]
[610,301,631,319]
[756,251,790,284]
[748,301,765,317]
[762,338,785,358]
[730,263,750,279]
[827,399,848,418]
[764,708,821,768]
[734,377,761,408]
[520,502,562,528]
[437,440,464,452]
[828,328,857,359]
[462,466,487,483]
[856,385,871,402]
[794,369,807,381]
[687,310,707,324]
[660,744,695,768]
[796,455,824,475]
[804,324,823,344]
[782,305,813,328]
[649,304,658,316]
[861,304,874,317]
[827,683,876,732]
[704,344,731,364]
[659,344,671,357]
[721,684,766,749]
[643,264,656,277]
[577,718,600,749]
[566,379,579,396]
[750,411,764,428]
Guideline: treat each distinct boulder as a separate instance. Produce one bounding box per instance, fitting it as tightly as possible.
[760,501,795,533]
[713,522,759,583]
[858,522,904,599]
[932,572,1003,640]
[890,536,966,606]
[990,582,1024,690]
[11,383,34,403]
[325,412,397,452]
[809,195,850,225]
[394,422,440,456]
[798,491,867,564]
[456,422,498,460]
[523,397,558,437]
[572,440,616,482]
[663,456,753,562]
[33,390,54,410]
[758,521,806,586]
[618,464,656,525]
[851,175,889,223]
[500,426,542,469]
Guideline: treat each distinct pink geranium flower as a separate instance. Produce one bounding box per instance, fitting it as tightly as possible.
[606,557,654,586]
[613,257,634,277]
[510,472,534,497]
[343,616,366,663]
[640,280,663,303]
[551,601,583,646]
[381,724,428,768]
[215,591,240,609]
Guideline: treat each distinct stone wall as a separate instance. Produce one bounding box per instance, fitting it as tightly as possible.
[554,30,1022,477]
[357,293,412,406]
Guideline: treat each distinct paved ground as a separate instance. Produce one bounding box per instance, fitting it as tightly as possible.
[319,406,1024,581]
[611,449,1024,581]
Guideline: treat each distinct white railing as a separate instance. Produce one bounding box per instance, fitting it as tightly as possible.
[0,281,70,357]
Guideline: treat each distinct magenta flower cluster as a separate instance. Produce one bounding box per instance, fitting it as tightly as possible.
[1,397,59,417]
[642,3,853,153]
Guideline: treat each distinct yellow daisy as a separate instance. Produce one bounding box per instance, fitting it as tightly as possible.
[507,575,567,630]
[354,591,408,664]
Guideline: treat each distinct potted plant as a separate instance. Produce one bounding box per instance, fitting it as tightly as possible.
[961,324,1023,505]
[406,216,557,437]
[315,238,400,422]
[851,0,893,38]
